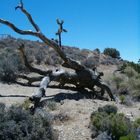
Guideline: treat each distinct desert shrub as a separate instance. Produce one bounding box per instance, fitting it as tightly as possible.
[132,91,140,101]
[90,105,137,139]
[34,47,46,64]
[82,56,99,68]
[0,103,57,140]
[124,66,138,78]
[98,104,118,114]
[45,49,62,66]
[21,98,32,110]
[110,113,131,139]
[25,47,35,63]
[120,95,125,104]
[54,112,71,124]
[133,118,140,128]
[46,100,57,111]
[110,75,124,89]
[121,61,140,74]
[119,133,136,140]
[118,82,129,94]
[103,48,120,59]
[129,78,140,89]
[133,118,140,140]
[0,48,25,83]
[94,48,100,54]
[109,65,140,101]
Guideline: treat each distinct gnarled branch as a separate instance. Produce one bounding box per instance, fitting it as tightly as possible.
[15,0,40,32]
[17,74,43,85]
[0,19,39,36]
[0,1,116,105]
[0,1,84,71]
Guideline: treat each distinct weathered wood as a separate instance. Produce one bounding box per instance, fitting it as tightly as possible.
[15,0,40,32]
[17,74,43,85]
[29,76,51,109]
[0,1,116,106]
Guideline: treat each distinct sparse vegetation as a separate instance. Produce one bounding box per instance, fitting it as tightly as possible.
[98,104,118,114]
[133,118,140,128]
[21,98,32,110]
[0,102,57,140]
[90,105,140,139]
[124,66,138,78]
[121,61,140,74]
[54,112,71,124]
[119,95,125,104]
[0,37,122,72]
[46,100,57,111]
[0,1,139,139]
[107,63,140,102]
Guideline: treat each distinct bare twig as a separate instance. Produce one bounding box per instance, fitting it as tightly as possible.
[0,19,39,36]
[15,0,40,32]
[17,74,43,85]
[0,1,116,103]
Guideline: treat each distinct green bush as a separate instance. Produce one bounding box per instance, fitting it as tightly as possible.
[124,66,138,78]
[109,65,140,101]
[94,48,100,54]
[110,113,130,139]
[120,95,125,104]
[133,118,140,128]
[98,104,118,114]
[122,61,140,74]
[21,98,32,110]
[103,48,120,59]
[119,133,136,140]
[90,105,136,139]
[46,100,57,111]
[0,103,57,140]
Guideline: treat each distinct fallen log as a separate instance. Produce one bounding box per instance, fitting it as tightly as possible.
[0,1,116,110]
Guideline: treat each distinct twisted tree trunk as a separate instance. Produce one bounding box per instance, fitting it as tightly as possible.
[0,1,116,110]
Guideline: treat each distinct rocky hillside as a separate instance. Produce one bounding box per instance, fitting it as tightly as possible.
[0,36,123,68]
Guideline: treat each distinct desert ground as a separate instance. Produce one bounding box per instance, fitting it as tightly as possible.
[0,65,140,140]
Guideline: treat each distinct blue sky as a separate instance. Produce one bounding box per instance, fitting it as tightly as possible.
[0,0,139,62]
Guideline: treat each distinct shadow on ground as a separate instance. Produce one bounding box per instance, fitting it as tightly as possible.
[40,89,109,107]
[0,94,29,97]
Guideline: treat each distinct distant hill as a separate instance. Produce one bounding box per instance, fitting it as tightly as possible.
[0,36,123,68]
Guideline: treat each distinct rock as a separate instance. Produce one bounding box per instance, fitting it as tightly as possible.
[96,132,112,140]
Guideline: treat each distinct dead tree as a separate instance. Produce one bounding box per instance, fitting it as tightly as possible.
[55,19,67,48]
[0,1,116,108]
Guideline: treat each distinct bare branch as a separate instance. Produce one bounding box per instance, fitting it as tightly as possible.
[0,19,39,36]
[15,0,40,32]
[0,18,75,69]
[29,76,51,109]
[0,19,83,71]
[17,74,43,85]
[15,0,23,10]
[0,1,116,107]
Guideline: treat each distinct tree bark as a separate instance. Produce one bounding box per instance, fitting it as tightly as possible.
[0,1,116,107]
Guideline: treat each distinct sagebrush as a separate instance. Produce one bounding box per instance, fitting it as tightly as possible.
[0,103,57,140]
